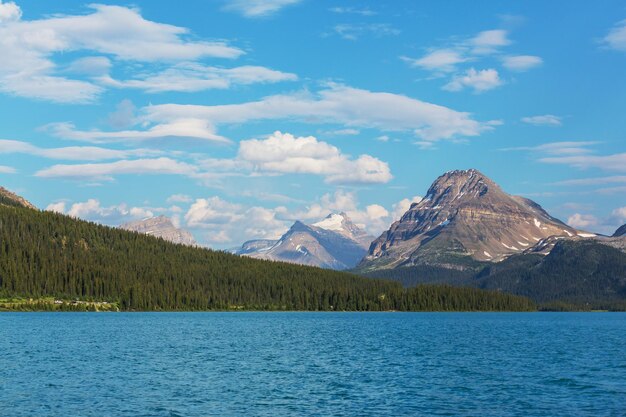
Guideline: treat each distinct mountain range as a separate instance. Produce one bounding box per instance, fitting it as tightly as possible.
[232,213,373,270]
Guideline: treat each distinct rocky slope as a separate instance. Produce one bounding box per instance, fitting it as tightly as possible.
[120,215,196,246]
[359,169,587,270]
[614,224,626,237]
[233,213,374,270]
[0,186,37,209]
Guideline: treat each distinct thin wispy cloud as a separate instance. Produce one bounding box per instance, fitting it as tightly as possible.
[603,19,626,51]
[521,115,562,126]
[222,0,303,17]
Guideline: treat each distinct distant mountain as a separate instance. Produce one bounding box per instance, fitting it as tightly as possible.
[614,224,626,237]
[120,215,196,246]
[0,186,36,210]
[359,169,587,271]
[233,213,374,270]
[365,239,626,310]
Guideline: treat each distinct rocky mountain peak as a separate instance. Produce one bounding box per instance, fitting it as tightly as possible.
[360,169,584,270]
[120,215,196,246]
[614,224,626,237]
[0,186,37,210]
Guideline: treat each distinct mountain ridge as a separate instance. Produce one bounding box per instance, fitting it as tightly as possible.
[233,212,374,270]
[120,215,196,246]
[359,169,586,271]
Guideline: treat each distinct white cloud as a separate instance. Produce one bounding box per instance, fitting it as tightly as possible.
[223,0,302,17]
[99,63,297,93]
[167,194,193,203]
[469,29,511,54]
[66,56,112,76]
[501,141,597,156]
[612,206,626,223]
[556,176,626,186]
[324,128,360,136]
[0,139,161,161]
[45,201,66,213]
[521,114,562,126]
[0,1,20,22]
[107,100,137,129]
[184,197,288,245]
[443,68,503,93]
[47,198,155,224]
[402,49,468,73]
[540,153,626,172]
[238,131,392,184]
[0,165,16,174]
[35,158,198,179]
[48,119,229,144]
[332,23,400,41]
[0,4,242,102]
[329,7,376,16]
[567,213,599,229]
[502,55,543,71]
[603,19,626,51]
[137,83,493,142]
[391,196,422,221]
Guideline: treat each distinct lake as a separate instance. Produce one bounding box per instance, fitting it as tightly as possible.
[1,313,625,416]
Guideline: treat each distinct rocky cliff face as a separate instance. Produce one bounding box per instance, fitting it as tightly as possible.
[360,169,586,270]
[233,213,374,270]
[0,186,36,209]
[120,216,196,246]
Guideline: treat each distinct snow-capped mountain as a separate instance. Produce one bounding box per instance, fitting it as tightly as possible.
[120,215,196,246]
[232,212,374,270]
[359,169,589,270]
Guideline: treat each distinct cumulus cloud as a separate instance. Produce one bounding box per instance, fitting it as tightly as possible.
[0,4,242,103]
[443,68,503,93]
[184,197,287,244]
[502,55,543,71]
[238,131,392,184]
[603,19,626,51]
[391,196,422,221]
[567,213,599,229]
[134,83,493,143]
[0,1,21,22]
[223,0,302,17]
[521,115,562,126]
[46,198,156,224]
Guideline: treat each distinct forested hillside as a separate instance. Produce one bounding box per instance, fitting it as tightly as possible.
[364,240,626,311]
[0,204,534,311]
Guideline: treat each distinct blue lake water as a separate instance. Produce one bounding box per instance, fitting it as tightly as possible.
[1,312,625,417]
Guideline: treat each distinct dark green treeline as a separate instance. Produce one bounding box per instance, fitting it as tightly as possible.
[0,204,535,311]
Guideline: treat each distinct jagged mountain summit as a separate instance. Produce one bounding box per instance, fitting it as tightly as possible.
[233,212,374,270]
[614,224,626,237]
[0,186,36,210]
[360,169,587,270]
[120,215,196,246]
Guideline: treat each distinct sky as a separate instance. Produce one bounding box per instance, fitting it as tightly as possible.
[1,0,625,247]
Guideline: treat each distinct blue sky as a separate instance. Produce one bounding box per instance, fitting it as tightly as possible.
[1,0,625,247]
